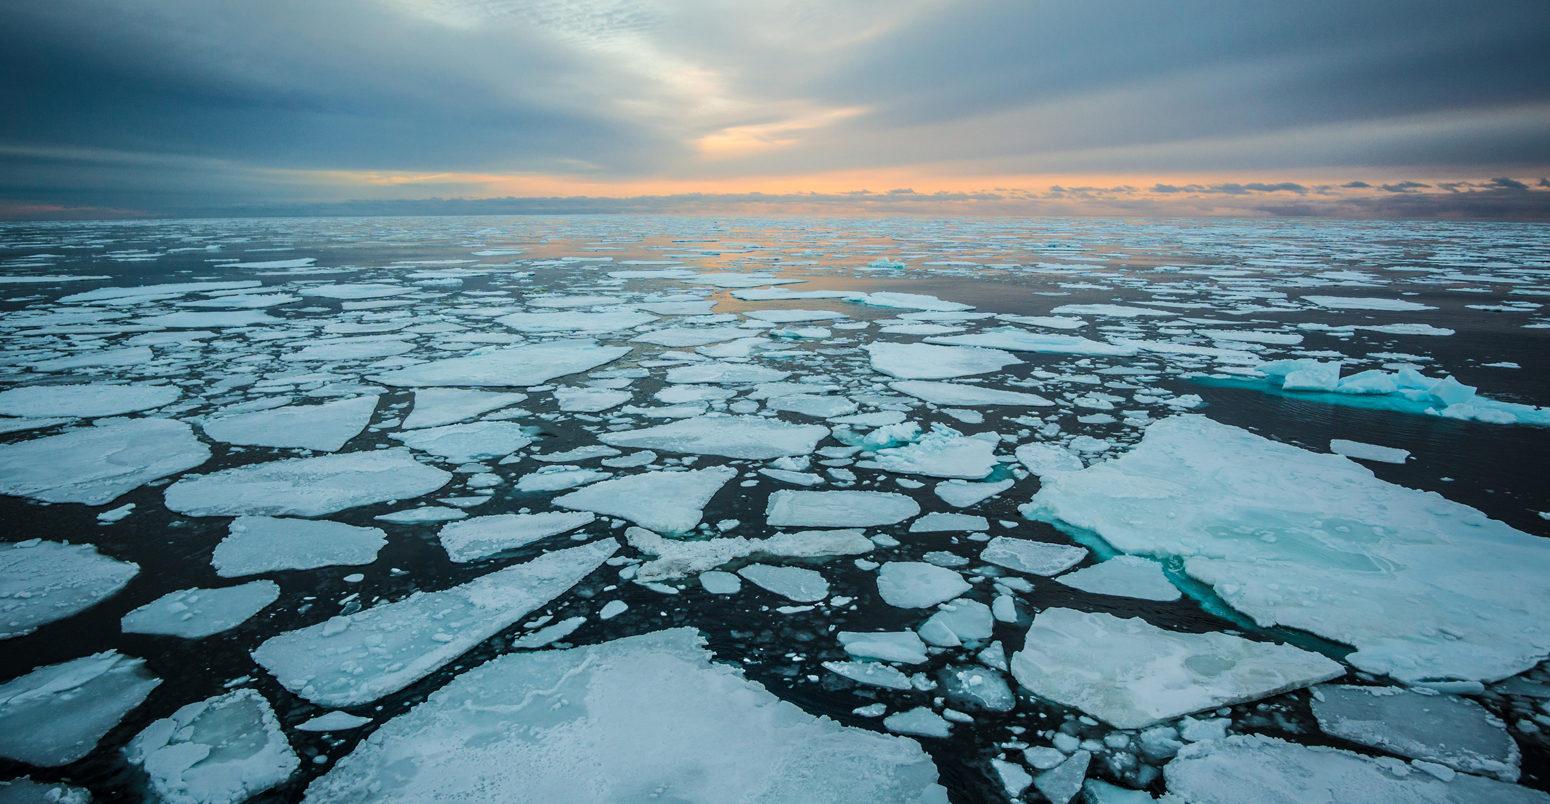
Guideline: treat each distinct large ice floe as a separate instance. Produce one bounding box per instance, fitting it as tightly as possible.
[372,340,629,386]
[599,415,827,458]
[201,395,377,451]
[554,467,735,532]
[165,448,451,517]
[1023,414,1550,682]
[125,688,299,803]
[1010,608,1344,728]
[1,540,138,638]
[252,539,617,706]
[0,418,210,505]
[303,628,947,802]
[0,383,180,418]
[865,342,1019,379]
[0,651,160,766]
[211,516,387,576]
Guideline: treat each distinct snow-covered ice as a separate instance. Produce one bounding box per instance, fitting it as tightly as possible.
[766,490,921,527]
[554,467,735,533]
[600,415,827,459]
[373,341,629,387]
[0,418,210,505]
[0,383,180,418]
[0,651,159,766]
[876,562,971,608]
[212,516,386,576]
[980,536,1087,576]
[1,540,138,638]
[389,421,532,463]
[1054,556,1182,602]
[125,688,299,804]
[202,395,377,452]
[165,449,450,517]
[866,342,1019,380]
[437,512,596,563]
[121,581,280,638]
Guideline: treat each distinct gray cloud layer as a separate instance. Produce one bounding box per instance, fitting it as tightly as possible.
[3,1,1548,218]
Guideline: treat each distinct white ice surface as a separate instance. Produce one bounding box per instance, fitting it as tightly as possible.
[1310,685,1519,780]
[766,490,920,527]
[628,526,871,582]
[600,415,827,459]
[165,448,450,517]
[890,380,1052,407]
[121,581,280,638]
[253,539,618,706]
[0,418,210,505]
[1055,556,1181,601]
[389,421,532,463]
[202,395,377,452]
[401,388,527,429]
[303,628,946,802]
[866,343,1018,380]
[0,651,159,766]
[980,537,1087,576]
[554,467,735,533]
[876,562,971,608]
[437,512,596,563]
[373,341,629,387]
[0,383,180,418]
[1,540,138,638]
[212,516,386,577]
[126,688,299,804]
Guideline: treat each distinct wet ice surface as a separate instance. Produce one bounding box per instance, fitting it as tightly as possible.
[0,215,1548,801]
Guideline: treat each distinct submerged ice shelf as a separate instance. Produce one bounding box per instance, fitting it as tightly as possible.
[1,215,1547,802]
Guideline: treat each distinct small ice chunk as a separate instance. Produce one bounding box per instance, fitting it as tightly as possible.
[126,689,298,803]
[295,711,372,732]
[857,425,997,479]
[165,449,450,517]
[918,599,994,646]
[553,387,632,412]
[980,537,1087,576]
[121,581,280,638]
[883,707,952,738]
[825,661,912,690]
[213,516,386,577]
[765,490,920,527]
[554,467,735,533]
[628,527,871,582]
[839,631,929,664]
[910,512,989,533]
[876,562,971,608]
[698,571,742,594]
[934,479,1013,508]
[1014,443,1084,477]
[1329,438,1410,464]
[0,651,159,766]
[1034,749,1091,804]
[1010,608,1343,729]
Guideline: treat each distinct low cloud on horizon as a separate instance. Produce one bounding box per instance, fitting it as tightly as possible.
[3,1,1549,222]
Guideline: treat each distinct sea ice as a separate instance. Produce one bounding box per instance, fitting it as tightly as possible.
[765,490,920,527]
[980,537,1087,576]
[121,581,280,638]
[303,629,946,802]
[1054,556,1181,602]
[437,512,596,563]
[165,449,450,517]
[496,310,656,332]
[890,380,1052,407]
[934,478,1014,507]
[202,395,377,452]
[125,688,299,804]
[553,386,632,412]
[737,563,829,602]
[389,421,532,463]
[628,526,872,582]
[253,539,618,706]
[1303,295,1436,311]
[1,540,138,638]
[401,388,527,429]
[554,468,735,533]
[1023,414,1550,682]
[1165,734,1548,804]
[927,329,1135,357]
[839,631,930,664]
[1009,608,1343,729]
[212,516,386,577]
[0,418,210,505]
[0,652,159,766]
[857,425,998,479]
[373,341,629,387]
[600,416,828,459]
[866,342,1019,380]
[0,383,180,418]
[1329,438,1409,464]
[876,562,972,608]
[1310,685,1519,780]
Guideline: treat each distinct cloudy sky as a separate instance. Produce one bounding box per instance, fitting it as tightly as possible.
[4,0,1549,219]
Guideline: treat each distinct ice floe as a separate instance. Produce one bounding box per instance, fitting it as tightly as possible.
[0,383,180,418]
[866,342,1018,380]
[125,688,298,803]
[1,540,138,638]
[120,581,280,638]
[212,516,386,577]
[373,341,629,387]
[202,395,377,452]
[599,415,827,459]
[0,418,210,505]
[0,651,159,766]
[165,449,450,517]
[765,490,920,527]
[437,512,596,563]
[554,467,735,532]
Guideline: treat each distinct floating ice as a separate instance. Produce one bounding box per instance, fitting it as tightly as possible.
[390,421,532,463]
[295,711,371,732]
[1247,360,1550,425]
[0,383,180,418]
[1024,414,1550,682]
[1329,438,1410,464]
[401,388,527,429]
[919,599,994,647]
[61,281,261,304]
[1,540,137,638]
[1310,685,1519,780]
[304,629,946,801]
[826,660,913,690]
[1165,734,1548,804]
[1051,304,1170,318]
[126,688,298,804]
[890,380,1052,407]
[927,329,1135,357]
[857,292,972,312]
[139,310,279,328]
[1014,442,1084,477]
[254,539,618,706]
[664,362,789,385]
[120,581,280,638]
[1034,749,1091,804]
[1303,295,1436,311]
[1010,608,1343,729]
[554,468,735,533]
[883,707,952,738]
[212,516,386,577]
[0,418,210,505]
[497,310,656,332]
[373,341,629,387]
[628,526,871,582]
[980,537,1087,576]
[839,631,930,664]
[553,386,631,412]
[910,512,990,532]
[934,479,1014,508]
[0,652,159,766]
[766,490,920,527]
[737,563,829,602]
[600,416,827,459]
[876,562,971,608]
[284,336,414,362]
[1054,556,1181,602]
[699,571,742,594]
[857,424,997,479]
[165,448,450,517]
[203,395,377,452]
[438,512,596,563]
[866,342,1019,380]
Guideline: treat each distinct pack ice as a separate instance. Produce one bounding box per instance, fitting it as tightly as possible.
[599,415,828,459]
[1023,415,1550,682]
[372,341,629,387]
[212,517,386,576]
[553,467,735,533]
[303,629,947,802]
[165,449,450,517]
[2,540,137,638]
[0,651,159,766]
[125,689,299,803]
[201,395,377,452]
[252,539,618,706]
